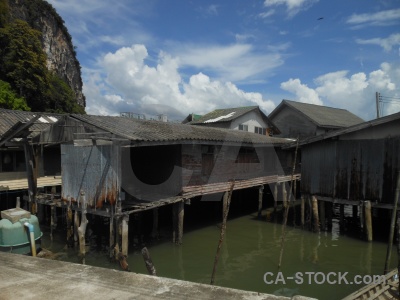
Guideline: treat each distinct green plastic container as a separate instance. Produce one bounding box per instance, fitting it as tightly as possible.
[0,215,42,255]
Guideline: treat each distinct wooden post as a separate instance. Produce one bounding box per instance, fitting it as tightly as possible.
[211,181,235,285]
[282,183,287,209]
[327,201,333,231]
[173,201,184,245]
[74,210,79,243]
[384,171,400,274]
[23,142,37,214]
[339,204,345,231]
[78,191,88,256]
[312,196,320,233]
[273,183,278,221]
[50,204,56,241]
[152,208,159,239]
[300,195,305,228]
[257,186,264,219]
[319,200,326,231]
[364,200,373,242]
[109,213,115,259]
[142,247,157,276]
[66,197,73,247]
[121,215,129,256]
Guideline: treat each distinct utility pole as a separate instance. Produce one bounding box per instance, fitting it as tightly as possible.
[376,92,380,118]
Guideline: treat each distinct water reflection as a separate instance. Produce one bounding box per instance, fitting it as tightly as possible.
[41,211,395,300]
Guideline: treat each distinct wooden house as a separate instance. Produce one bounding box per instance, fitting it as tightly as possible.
[268,100,364,139]
[0,109,61,210]
[187,106,280,136]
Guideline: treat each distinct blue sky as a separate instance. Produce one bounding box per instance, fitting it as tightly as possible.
[46,0,400,121]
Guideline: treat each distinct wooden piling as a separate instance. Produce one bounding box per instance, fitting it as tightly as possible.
[142,247,157,276]
[384,171,400,274]
[339,204,345,231]
[364,201,373,242]
[74,210,79,243]
[319,200,325,231]
[273,183,278,220]
[257,186,264,219]
[109,214,115,259]
[78,191,88,256]
[173,201,184,245]
[210,181,235,285]
[121,215,129,256]
[312,196,320,233]
[66,198,73,247]
[300,195,305,228]
[282,183,287,209]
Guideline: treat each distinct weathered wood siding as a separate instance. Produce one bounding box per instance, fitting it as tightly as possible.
[301,137,400,203]
[182,144,283,186]
[270,106,317,138]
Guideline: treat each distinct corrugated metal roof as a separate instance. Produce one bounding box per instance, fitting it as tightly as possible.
[298,110,400,146]
[269,100,364,128]
[0,109,60,140]
[70,114,290,145]
[189,106,259,124]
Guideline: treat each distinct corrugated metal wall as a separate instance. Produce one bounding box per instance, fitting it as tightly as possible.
[61,144,121,208]
[301,137,400,203]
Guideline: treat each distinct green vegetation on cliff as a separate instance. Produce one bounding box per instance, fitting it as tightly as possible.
[0,0,85,113]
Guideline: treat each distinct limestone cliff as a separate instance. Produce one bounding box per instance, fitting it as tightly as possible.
[7,0,86,107]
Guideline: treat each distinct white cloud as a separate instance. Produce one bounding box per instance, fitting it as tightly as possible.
[280,78,322,105]
[280,63,400,120]
[356,33,400,52]
[263,0,319,18]
[347,9,400,28]
[84,44,276,119]
[175,43,284,82]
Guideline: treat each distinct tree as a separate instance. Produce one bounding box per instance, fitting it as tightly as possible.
[46,72,85,114]
[0,19,49,111]
[0,80,30,110]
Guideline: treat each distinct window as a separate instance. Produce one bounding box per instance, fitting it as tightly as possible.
[239,124,248,131]
[254,126,267,135]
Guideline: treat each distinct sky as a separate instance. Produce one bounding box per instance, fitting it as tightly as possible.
[46,0,400,122]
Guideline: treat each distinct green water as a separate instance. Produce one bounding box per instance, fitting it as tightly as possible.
[41,211,397,300]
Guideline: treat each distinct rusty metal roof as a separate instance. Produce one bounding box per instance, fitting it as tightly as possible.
[269,100,364,128]
[70,114,290,146]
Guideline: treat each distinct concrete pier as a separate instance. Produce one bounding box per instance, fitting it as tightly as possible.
[0,252,315,300]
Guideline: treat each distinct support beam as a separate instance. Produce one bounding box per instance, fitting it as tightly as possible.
[312,196,320,233]
[257,186,264,219]
[319,200,325,231]
[78,191,88,256]
[121,215,129,256]
[109,214,115,259]
[282,183,287,209]
[23,142,37,214]
[364,200,373,242]
[66,200,73,247]
[300,195,305,228]
[173,201,184,245]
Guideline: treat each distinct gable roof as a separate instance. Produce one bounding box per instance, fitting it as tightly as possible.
[296,110,400,146]
[269,100,364,128]
[0,109,60,145]
[39,114,291,146]
[188,106,280,134]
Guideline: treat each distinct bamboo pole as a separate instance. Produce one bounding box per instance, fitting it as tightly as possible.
[384,171,400,274]
[142,247,157,276]
[364,201,373,242]
[278,138,299,268]
[210,180,235,285]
